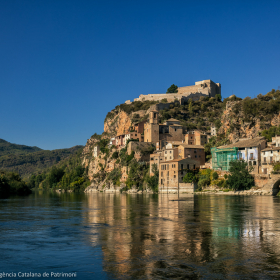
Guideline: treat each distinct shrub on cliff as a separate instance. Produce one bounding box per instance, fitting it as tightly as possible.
[261,125,280,142]
[227,160,254,191]
[107,168,121,186]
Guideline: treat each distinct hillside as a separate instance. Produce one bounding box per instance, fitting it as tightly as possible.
[0,139,83,178]
[0,139,42,156]
[27,147,90,192]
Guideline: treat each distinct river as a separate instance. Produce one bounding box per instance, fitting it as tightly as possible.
[1,192,280,279]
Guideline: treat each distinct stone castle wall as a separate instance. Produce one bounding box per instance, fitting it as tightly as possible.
[133,80,221,103]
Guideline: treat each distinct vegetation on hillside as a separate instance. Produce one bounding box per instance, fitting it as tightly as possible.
[27,148,90,192]
[0,171,32,198]
[0,139,42,157]
[261,125,280,142]
[0,145,83,178]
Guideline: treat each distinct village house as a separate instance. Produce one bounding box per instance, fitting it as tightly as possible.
[149,148,178,175]
[260,147,279,174]
[185,130,208,145]
[158,158,200,192]
[115,134,125,148]
[177,144,205,166]
[267,136,280,148]
[260,136,280,174]
[123,132,142,146]
[212,137,266,173]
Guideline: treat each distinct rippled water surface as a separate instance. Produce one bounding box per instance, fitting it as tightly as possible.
[1,192,280,279]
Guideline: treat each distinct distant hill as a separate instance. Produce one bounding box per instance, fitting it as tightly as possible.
[0,139,42,157]
[0,139,84,178]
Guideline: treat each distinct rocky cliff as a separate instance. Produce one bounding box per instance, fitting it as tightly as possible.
[219,92,280,143]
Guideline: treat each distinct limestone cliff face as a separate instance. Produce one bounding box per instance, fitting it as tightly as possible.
[218,101,280,142]
[104,111,132,136]
[104,109,147,136]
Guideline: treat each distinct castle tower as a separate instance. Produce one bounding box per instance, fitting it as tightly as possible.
[149,110,158,124]
[144,110,159,143]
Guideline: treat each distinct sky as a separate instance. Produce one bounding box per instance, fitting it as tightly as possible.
[1,0,279,150]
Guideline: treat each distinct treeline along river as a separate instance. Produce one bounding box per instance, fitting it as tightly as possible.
[1,192,280,279]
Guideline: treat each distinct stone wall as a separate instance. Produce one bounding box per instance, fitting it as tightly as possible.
[134,80,221,103]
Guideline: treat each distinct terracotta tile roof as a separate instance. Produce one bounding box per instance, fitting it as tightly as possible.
[178,144,205,149]
[160,158,200,164]
[166,141,185,145]
[261,147,280,152]
[166,118,180,122]
[218,137,266,149]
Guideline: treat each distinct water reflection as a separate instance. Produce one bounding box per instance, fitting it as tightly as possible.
[1,192,280,279]
[84,193,280,279]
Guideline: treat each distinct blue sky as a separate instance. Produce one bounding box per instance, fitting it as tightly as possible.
[1,0,279,150]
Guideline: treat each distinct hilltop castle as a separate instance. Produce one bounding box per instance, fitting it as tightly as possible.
[125,79,221,104]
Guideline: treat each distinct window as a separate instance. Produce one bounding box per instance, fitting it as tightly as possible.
[195,155,197,158]
[174,175,176,178]
[181,164,183,169]
[170,151,172,153]
[187,164,189,169]
[165,151,167,154]
[193,165,196,169]
[264,157,266,162]
[170,156,171,159]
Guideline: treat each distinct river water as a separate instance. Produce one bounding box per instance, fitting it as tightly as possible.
[1,192,280,279]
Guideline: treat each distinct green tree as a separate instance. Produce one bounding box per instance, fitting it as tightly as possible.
[212,171,218,180]
[166,84,178,93]
[227,160,254,191]
[146,164,159,191]
[183,171,197,183]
